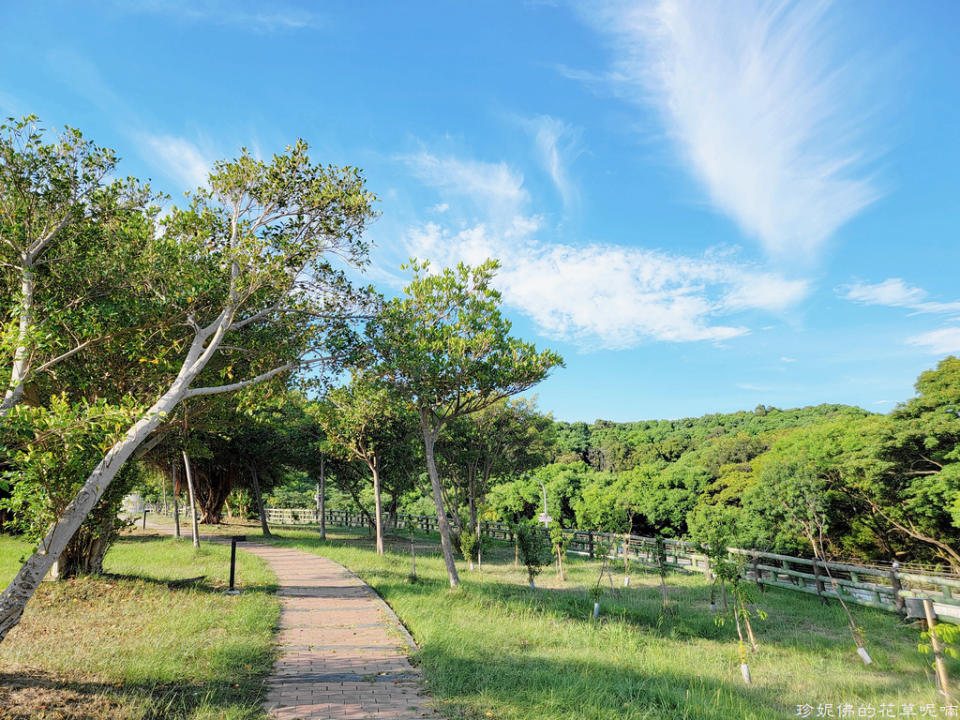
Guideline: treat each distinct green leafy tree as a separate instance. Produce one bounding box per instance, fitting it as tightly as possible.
[0,116,156,418]
[365,260,562,587]
[437,397,553,533]
[313,377,417,554]
[0,140,376,643]
[852,358,960,567]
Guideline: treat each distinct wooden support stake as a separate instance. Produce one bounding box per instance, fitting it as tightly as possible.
[923,598,953,701]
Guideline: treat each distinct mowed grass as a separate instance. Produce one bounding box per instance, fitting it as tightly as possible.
[0,531,279,720]
[178,517,951,720]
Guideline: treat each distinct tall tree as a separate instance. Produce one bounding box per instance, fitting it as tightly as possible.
[313,378,417,554]
[366,260,563,587]
[0,141,376,642]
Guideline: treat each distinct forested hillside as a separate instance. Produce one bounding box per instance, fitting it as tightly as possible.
[486,359,960,569]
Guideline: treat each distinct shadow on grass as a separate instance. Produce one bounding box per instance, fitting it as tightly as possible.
[94,571,277,597]
[0,665,270,720]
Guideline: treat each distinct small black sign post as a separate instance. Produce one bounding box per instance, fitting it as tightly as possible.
[227,535,247,595]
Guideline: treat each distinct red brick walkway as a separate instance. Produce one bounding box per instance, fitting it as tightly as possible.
[241,543,437,720]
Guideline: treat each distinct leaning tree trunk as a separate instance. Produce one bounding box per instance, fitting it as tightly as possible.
[0,294,264,643]
[182,452,200,548]
[0,367,193,642]
[422,420,459,588]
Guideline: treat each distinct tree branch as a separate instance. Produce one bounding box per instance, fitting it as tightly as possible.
[182,360,297,399]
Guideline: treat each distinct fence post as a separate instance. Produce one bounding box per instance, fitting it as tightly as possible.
[751,553,765,592]
[811,557,825,603]
[588,531,595,559]
[889,562,905,615]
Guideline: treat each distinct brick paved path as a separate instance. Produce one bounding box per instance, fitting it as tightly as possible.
[240,543,437,720]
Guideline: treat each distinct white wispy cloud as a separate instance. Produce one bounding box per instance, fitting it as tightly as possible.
[841,279,960,357]
[524,115,581,210]
[116,0,322,32]
[400,152,529,222]
[575,0,881,259]
[908,328,960,356]
[839,278,960,315]
[401,150,810,350]
[737,383,774,392]
[139,134,213,191]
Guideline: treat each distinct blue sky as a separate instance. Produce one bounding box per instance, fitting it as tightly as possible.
[3,1,959,422]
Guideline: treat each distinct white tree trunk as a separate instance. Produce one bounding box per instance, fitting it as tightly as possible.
[0,310,232,643]
[182,451,200,549]
[0,374,188,641]
[0,264,35,419]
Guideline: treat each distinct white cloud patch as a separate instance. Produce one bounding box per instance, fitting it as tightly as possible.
[401,152,810,349]
[576,0,881,259]
[525,115,581,209]
[139,134,213,191]
[840,279,960,315]
[842,278,927,307]
[908,328,960,356]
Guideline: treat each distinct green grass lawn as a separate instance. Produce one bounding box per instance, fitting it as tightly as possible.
[0,531,279,720]
[177,517,951,720]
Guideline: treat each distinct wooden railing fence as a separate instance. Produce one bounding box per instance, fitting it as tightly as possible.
[149,503,960,623]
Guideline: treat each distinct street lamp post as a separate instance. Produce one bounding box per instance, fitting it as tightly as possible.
[535,477,552,528]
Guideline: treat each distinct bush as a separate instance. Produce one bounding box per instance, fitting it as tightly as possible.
[459,529,479,562]
[515,523,550,587]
